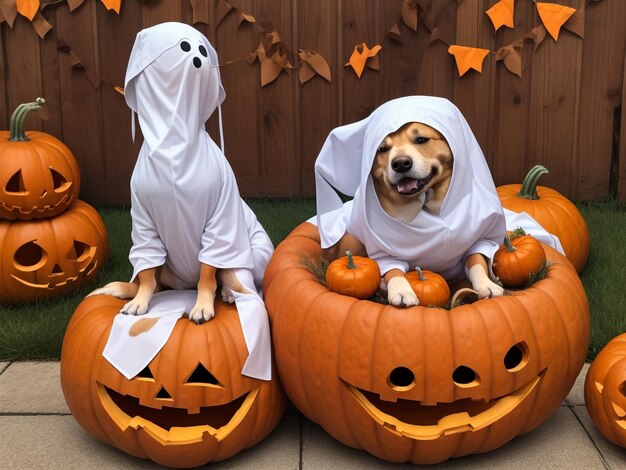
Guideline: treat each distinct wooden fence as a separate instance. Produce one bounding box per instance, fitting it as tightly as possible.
[1,0,624,205]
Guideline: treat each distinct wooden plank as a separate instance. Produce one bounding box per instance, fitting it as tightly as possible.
[0,25,8,129]
[618,51,626,202]
[142,1,184,28]
[492,0,536,186]
[39,9,63,141]
[526,0,584,198]
[452,0,497,171]
[4,16,43,131]
[575,0,626,200]
[297,0,338,196]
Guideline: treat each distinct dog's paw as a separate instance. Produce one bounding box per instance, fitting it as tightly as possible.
[121,298,149,316]
[87,285,117,297]
[474,279,504,299]
[387,277,419,307]
[189,304,215,325]
[220,287,235,304]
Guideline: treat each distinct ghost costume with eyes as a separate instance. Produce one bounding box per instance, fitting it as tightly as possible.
[103,22,272,381]
[312,96,563,280]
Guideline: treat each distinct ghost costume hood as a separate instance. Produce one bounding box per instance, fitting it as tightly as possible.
[314,96,506,279]
[124,22,254,286]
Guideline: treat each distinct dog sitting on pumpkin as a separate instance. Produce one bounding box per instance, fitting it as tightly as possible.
[313,96,506,306]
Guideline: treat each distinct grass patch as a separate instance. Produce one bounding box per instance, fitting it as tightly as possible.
[0,198,623,361]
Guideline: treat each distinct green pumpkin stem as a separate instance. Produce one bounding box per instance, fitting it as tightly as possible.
[517,165,549,200]
[9,97,46,142]
[503,234,517,252]
[346,250,356,269]
[415,266,427,281]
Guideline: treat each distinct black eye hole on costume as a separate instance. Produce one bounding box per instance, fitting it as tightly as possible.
[199,45,208,57]
[180,41,191,52]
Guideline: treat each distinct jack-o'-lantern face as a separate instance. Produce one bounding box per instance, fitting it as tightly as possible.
[0,98,81,220]
[585,334,626,448]
[264,222,590,465]
[61,295,285,468]
[0,201,108,302]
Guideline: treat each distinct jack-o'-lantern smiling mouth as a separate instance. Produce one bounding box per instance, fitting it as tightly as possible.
[11,259,99,289]
[97,383,260,444]
[1,192,71,215]
[345,369,546,440]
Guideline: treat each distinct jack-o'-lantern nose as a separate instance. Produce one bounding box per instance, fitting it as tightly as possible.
[51,264,63,275]
[155,386,173,400]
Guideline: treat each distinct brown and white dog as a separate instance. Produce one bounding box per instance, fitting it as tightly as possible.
[324,122,504,306]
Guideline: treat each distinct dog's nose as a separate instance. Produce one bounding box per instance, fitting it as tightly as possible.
[391,156,412,173]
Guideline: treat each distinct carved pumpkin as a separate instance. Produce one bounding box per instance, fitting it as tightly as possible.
[60,294,286,468]
[326,250,381,299]
[0,200,108,303]
[264,222,589,464]
[0,98,80,220]
[405,267,450,307]
[496,165,589,273]
[584,333,626,448]
[492,233,547,287]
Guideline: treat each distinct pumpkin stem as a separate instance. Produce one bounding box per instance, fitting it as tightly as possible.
[517,165,549,200]
[414,266,427,281]
[345,250,356,269]
[503,234,517,252]
[9,97,46,142]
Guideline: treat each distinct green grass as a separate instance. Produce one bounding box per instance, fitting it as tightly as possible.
[0,198,623,361]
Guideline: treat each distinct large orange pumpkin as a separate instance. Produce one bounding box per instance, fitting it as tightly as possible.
[264,222,589,464]
[0,200,108,303]
[496,165,589,273]
[584,333,626,448]
[0,98,80,220]
[61,294,286,468]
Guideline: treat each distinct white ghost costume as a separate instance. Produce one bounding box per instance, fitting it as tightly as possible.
[311,96,563,280]
[103,22,272,381]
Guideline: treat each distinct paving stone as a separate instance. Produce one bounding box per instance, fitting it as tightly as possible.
[1,412,301,469]
[566,362,590,406]
[0,362,10,374]
[0,362,69,414]
[572,405,626,469]
[301,407,606,469]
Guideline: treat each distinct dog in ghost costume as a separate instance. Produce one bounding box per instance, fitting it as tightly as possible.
[90,22,273,325]
[313,96,506,306]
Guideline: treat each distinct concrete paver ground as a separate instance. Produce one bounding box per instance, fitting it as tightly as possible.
[1,361,624,469]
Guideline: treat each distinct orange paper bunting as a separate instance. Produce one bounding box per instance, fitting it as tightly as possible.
[298,50,331,84]
[99,0,121,13]
[486,0,514,31]
[346,43,382,78]
[16,0,39,21]
[448,45,490,76]
[248,31,294,86]
[536,2,576,41]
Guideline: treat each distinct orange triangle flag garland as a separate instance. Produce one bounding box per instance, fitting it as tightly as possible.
[448,45,490,77]
[346,43,382,78]
[486,0,514,31]
[536,2,577,41]
[16,0,39,21]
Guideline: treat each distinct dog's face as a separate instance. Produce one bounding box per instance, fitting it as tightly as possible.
[371,122,453,220]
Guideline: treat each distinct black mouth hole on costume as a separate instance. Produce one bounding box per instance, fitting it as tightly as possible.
[453,365,478,385]
[14,241,43,267]
[5,170,26,193]
[388,367,415,388]
[504,342,529,371]
[180,41,191,52]
[104,385,247,430]
[193,57,202,68]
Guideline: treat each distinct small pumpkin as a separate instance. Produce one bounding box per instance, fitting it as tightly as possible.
[584,333,626,448]
[492,232,547,287]
[61,294,286,468]
[405,267,450,307]
[0,200,108,303]
[264,222,589,464]
[496,165,589,273]
[326,250,380,299]
[0,98,81,220]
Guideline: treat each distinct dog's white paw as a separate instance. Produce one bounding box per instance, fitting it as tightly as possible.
[121,298,149,316]
[387,276,419,307]
[220,287,236,304]
[189,303,215,324]
[474,279,504,299]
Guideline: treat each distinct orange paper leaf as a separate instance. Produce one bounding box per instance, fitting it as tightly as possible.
[346,43,382,78]
[31,10,51,38]
[387,21,402,43]
[401,0,419,32]
[16,0,39,21]
[189,0,210,25]
[299,50,331,82]
[114,86,125,95]
[536,2,576,41]
[448,45,490,77]
[100,0,121,13]
[215,0,233,27]
[563,7,584,39]
[0,1,18,27]
[299,62,316,84]
[67,0,86,12]
[238,11,255,25]
[486,0,514,31]
[495,39,523,77]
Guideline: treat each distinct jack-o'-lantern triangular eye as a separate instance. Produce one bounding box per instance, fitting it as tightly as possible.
[50,168,71,192]
[135,366,155,381]
[5,170,27,194]
[185,363,223,388]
